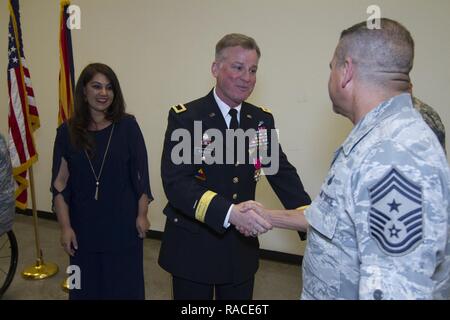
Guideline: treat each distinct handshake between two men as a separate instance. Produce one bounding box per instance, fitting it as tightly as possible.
[228,201,309,237]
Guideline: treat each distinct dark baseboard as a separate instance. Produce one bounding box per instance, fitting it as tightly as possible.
[260,249,303,265]
[17,209,303,266]
[16,208,56,221]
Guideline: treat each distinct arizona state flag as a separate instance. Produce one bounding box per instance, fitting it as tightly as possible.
[7,0,40,209]
[58,0,75,125]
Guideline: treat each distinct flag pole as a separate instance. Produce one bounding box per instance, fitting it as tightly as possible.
[59,0,74,293]
[22,166,58,279]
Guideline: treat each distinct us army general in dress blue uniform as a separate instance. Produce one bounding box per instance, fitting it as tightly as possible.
[302,93,450,300]
[159,89,311,298]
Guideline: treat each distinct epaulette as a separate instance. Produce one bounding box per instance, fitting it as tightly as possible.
[171,104,187,114]
[259,106,272,114]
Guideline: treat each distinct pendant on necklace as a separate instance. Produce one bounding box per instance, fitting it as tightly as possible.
[95,181,99,200]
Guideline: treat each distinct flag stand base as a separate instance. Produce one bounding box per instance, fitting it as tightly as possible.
[61,277,69,293]
[22,259,58,280]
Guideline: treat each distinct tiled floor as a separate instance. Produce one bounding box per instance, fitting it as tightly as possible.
[1,214,302,300]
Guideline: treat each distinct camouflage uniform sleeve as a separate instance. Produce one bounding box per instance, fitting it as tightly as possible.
[263,112,311,240]
[0,135,15,235]
[413,97,446,154]
[351,140,450,300]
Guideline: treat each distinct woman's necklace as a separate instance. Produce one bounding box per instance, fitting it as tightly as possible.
[84,123,115,200]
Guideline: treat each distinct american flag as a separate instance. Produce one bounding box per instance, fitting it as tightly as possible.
[7,0,40,210]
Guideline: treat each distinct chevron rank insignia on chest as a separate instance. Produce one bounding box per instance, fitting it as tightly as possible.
[368,168,423,256]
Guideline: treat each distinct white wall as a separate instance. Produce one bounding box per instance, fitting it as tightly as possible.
[1,0,449,255]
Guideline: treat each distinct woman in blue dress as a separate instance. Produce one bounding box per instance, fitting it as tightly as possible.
[51,63,153,299]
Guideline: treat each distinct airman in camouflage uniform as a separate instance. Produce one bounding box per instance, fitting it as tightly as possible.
[412,96,446,153]
[302,93,450,299]
[245,18,450,300]
[0,133,15,236]
[301,19,450,300]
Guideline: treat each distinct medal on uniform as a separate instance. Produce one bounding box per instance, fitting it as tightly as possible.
[199,133,212,161]
[258,130,268,151]
[202,133,211,145]
[254,158,262,182]
[248,133,258,156]
[257,121,268,151]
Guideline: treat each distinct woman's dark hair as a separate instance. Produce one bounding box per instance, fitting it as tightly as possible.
[68,63,126,154]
